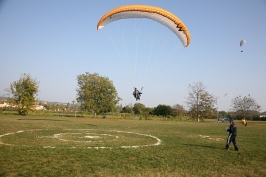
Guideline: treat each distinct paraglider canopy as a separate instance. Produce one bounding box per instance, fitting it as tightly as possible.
[240,40,246,52]
[97,4,190,47]
[240,40,246,47]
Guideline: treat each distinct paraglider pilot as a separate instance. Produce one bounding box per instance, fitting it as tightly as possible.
[133,87,142,101]
[225,118,239,151]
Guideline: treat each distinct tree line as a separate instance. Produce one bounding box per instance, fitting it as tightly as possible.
[1,73,262,121]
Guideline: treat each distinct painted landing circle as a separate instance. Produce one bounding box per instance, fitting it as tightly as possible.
[0,129,162,149]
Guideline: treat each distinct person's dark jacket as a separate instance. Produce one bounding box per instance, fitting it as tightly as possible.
[227,122,237,134]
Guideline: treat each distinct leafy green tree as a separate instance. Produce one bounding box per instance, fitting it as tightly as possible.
[186,82,216,122]
[76,72,120,116]
[218,111,227,118]
[122,105,133,113]
[145,107,154,116]
[154,104,173,116]
[133,103,146,115]
[5,73,39,115]
[231,94,261,120]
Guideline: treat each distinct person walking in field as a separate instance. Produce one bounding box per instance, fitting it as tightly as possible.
[225,117,239,151]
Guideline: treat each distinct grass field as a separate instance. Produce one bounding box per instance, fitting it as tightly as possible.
[0,115,265,177]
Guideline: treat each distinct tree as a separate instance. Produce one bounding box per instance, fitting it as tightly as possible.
[76,72,120,116]
[219,111,227,118]
[172,104,186,116]
[133,103,153,118]
[231,94,261,120]
[153,104,173,116]
[186,82,216,122]
[122,105,133,113]
[5,73,39,115]
[133,103,146,115]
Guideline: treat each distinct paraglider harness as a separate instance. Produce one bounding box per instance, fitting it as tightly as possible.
[133,87,143,101]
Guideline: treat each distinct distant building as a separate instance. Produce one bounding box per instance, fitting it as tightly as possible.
[0,100,48,111]
[32,105,46,110]
[0,102,9,108]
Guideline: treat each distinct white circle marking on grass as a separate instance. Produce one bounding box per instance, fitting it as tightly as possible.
[199,135,224,141]
[0,129,162,149]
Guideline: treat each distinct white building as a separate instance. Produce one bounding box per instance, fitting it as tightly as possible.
[0,102,9,108]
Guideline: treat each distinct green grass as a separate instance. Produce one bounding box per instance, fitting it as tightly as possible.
[0,115,265,177]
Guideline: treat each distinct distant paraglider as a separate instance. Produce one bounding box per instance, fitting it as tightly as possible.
[240,40,246,52]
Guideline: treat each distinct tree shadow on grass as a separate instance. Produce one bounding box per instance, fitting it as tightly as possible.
[0,172,6,177]
[182,143,217,149]
[17,119,99,126]
[17,118,68,122]
[86,124,98,126]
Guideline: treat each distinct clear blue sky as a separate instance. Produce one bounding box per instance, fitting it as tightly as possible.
[1,0,265,112]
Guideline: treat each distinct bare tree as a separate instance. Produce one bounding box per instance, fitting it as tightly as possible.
[231,94,261,120]
[172,104,186,116]
[186,82,216,122]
